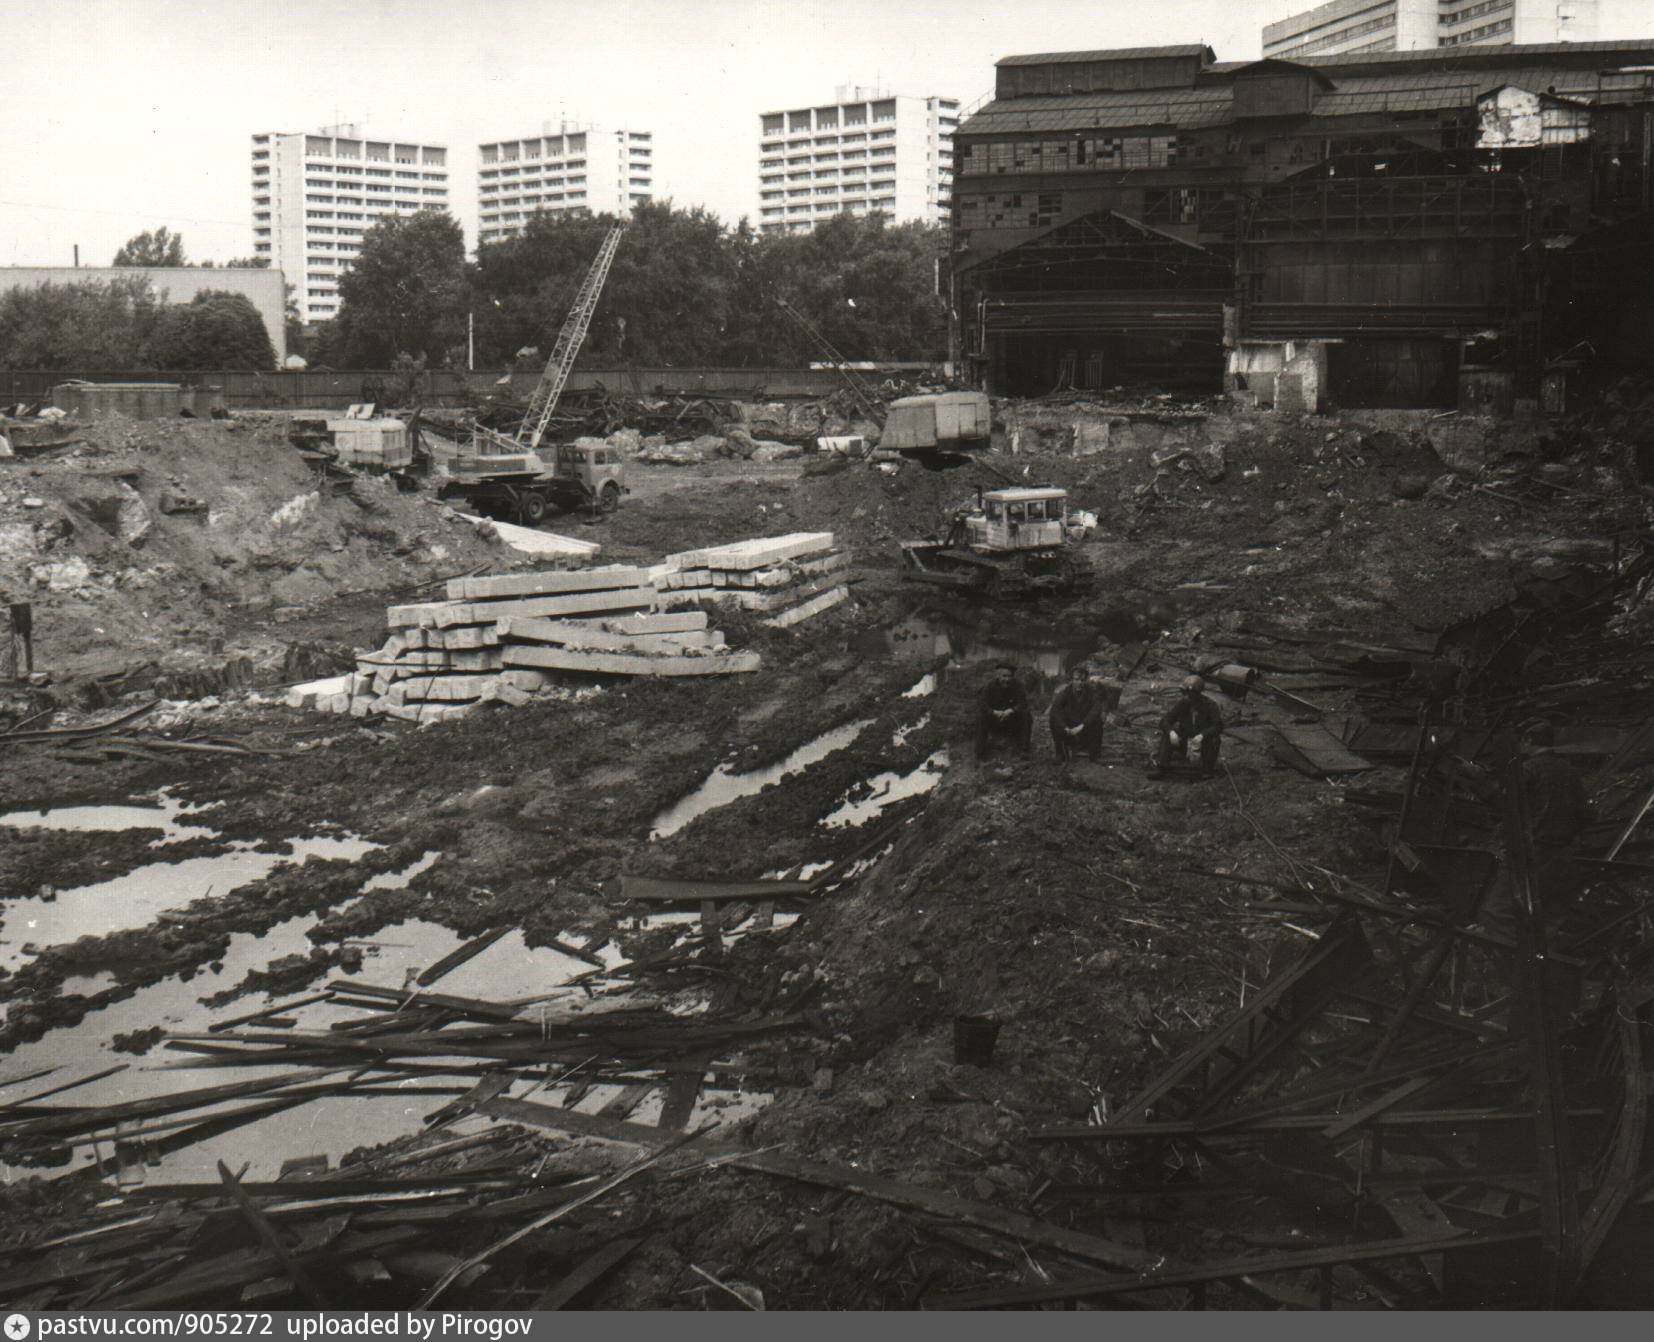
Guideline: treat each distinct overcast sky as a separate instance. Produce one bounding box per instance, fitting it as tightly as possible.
[1,0,1649,269]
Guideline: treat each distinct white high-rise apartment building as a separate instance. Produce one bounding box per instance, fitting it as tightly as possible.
[251,126,448,325]
[477,124,654,245]
[757,87,958,235]
[1263,0,1599,58]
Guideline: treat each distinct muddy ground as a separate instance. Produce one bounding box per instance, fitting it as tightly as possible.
[0,395,1644,1307]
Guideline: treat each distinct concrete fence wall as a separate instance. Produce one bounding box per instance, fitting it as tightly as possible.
[0,366,918,410]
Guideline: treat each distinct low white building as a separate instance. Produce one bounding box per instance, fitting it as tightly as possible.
[252,125,449,325]
[477,123,654,244]
[757,87,957,234]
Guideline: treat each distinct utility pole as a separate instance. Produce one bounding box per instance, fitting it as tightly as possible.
[73,244,79,268]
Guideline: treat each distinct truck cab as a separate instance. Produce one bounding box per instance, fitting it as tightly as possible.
[556,440,627,508]
[960,488,1069,553]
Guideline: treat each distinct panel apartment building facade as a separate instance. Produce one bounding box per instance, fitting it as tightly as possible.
[252,125,449,325]
[477,124,654,246]
[950,41,1654,405]
[757,88,958,234]
[1263,0,1599,58]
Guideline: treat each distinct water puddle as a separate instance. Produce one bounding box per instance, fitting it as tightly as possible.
[0,837,377,973]
[0,917,628,1184]
[902,673,939,699]
[649,719,873,839]
[0,790,215,841]
[363,851,440,892]
[822,749,950,829]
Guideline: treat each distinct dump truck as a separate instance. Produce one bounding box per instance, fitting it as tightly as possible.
[438,436,627,523]
[901,486,1091,598]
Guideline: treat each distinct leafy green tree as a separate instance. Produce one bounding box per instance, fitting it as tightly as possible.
[0,277,163,368]
[331,210,468,365]
[732,213,949,364]
[113,227,187,267]
[473,201,739,368]
[221,257,269,268]
[148,290,277,369]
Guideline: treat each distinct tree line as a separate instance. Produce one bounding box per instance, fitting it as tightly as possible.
[0,278,276,371]
[0,207,950,371]
[314,202,949,370]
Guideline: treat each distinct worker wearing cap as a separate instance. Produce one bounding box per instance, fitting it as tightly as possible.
[975,663,1031,761]
[1156,675,1223,775]
[1049,662,1104,763]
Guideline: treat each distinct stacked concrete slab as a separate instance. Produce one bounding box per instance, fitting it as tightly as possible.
[293,563,763,721]
[653,532,849,628]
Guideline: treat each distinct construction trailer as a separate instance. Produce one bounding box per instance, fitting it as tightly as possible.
[950,41,1654,406]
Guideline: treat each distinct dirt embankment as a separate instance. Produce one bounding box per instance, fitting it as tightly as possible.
[2,394,1645,1306]
[0,414,501,697]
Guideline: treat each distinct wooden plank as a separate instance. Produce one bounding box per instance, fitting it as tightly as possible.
[477,1096,691,1148]
[216,1161,328,1308]
[596,1083,654,1119]
[446,565,650,602]
[657,1067,705,1131]
[530,1235,643,1310]
[503,645,760,677]
[617,875,817,903]
[417,927,511,987]
[732,1151,1161,1272]
[924,1228,1537,1310]
[497,616,721,655]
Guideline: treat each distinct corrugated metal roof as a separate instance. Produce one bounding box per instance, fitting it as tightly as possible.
[996,45,1212,67]
[959,62,1651,137]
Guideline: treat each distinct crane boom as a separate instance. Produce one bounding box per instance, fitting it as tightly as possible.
[774,296,882,425]
[518,223,626,451]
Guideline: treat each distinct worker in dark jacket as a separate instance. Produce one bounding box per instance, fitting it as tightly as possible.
[1156,675,1223,774]
[1049,662,1104,762]
[976,663,1031,761]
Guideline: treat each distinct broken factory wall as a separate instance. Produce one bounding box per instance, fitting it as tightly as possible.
[1476,85,1593,150]
[1226,340,1327,413]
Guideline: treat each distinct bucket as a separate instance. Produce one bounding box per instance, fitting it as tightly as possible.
[953,1014,1001,1066]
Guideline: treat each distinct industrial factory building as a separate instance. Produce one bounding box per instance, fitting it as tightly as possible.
[950,40,1654,407]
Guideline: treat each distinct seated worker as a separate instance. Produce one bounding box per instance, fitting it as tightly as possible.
[1049,662,1104,763]
[1156,674,1223,775]
[976,663,1031,761]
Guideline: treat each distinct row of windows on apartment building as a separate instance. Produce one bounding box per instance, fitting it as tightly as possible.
[1441,17,1513,43]
[1275,12,1395,58]
[1441,0,1513,27]
[479,132,650,164]
[256,162,445,180]
[759,198,904,216]
[762,182,902,200]
[761,102,899,134]
[759,128,902,153]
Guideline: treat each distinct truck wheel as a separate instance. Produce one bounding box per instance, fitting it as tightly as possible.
[598,481,622,513]
[518,490,549,525]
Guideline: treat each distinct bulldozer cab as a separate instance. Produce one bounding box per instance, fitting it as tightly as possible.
[556,441,627,493]
[961,488,1068,553]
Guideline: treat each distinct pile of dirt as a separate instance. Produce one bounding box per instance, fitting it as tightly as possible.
[0,413,501,686]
